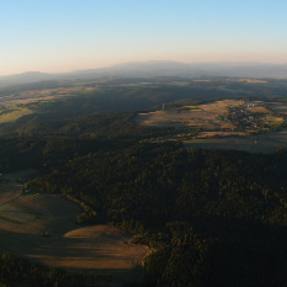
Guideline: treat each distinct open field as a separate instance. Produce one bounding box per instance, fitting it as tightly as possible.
[137,100,242,131]
[137,99,284,136]
[136,99,287,152]
[239,79,268,84]
[0,107,32,124]
[0,86,94,124]
[136,99,287,147]
[0,180,149,273]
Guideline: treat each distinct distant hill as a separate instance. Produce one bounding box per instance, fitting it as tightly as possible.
[0,71,56,88]
[100,61,287,79]
[1,62,287,89]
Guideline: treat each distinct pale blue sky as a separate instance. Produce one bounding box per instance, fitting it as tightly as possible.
[0,0,286,75]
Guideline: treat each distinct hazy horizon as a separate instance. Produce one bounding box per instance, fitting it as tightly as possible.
[1,0,287,75]
[3,60,287,78]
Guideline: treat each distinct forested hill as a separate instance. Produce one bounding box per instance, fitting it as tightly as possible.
[26,142,287,287]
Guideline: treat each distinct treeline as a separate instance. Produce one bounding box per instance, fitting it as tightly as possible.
[28,143,287,226]
[27,143,287,286]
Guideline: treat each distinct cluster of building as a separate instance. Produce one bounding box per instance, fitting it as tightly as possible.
[228,105,262,130]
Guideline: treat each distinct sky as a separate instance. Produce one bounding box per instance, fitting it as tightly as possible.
[0,0,287,75]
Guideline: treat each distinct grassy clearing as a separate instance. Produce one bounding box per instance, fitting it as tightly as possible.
[137,100,243,129]
[264,114,285,128]
[0,107,32,124]
[137,99,287,139]
[0,86,90,125]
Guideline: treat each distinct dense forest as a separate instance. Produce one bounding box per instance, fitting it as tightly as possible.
[20,142,287,287]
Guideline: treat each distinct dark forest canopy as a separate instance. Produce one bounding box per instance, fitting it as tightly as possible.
[23,143,287,287]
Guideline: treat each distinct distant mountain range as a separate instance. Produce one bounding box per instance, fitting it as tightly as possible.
[1,61,287,89]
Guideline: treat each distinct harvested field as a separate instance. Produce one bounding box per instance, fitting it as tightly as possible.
[0,183,149,272]
[33,225,149,270]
